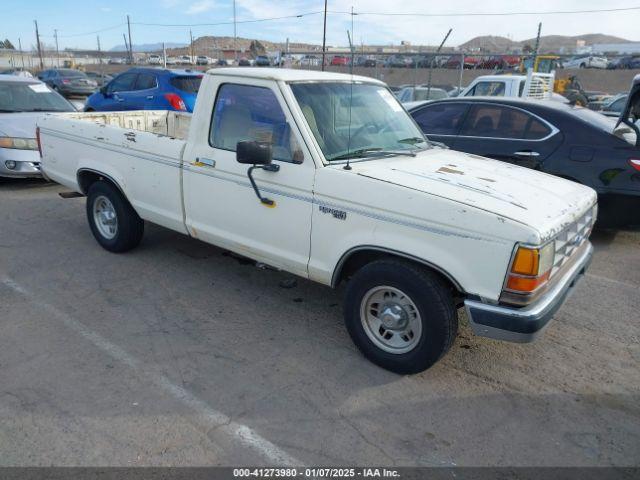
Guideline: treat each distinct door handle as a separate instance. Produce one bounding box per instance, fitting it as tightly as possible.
[194,157,216,168]
[146,95,154,100]
[116,97,124,102]
[514,150,540,157]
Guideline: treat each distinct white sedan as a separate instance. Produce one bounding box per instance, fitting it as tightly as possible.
[0,75,75,178]
[563,55,608,69]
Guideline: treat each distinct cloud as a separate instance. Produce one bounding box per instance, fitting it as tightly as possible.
[187,0,215,14]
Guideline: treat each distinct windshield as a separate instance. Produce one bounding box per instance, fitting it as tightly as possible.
[59,69,86,78]
[290,82,428,161]
[0,81,75,112]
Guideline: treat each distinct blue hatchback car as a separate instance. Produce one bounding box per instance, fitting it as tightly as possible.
[84,68,202,113]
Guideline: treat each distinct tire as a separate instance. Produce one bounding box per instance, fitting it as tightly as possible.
[86,180,144,253]
[344,259,458,374]
[579,63,586,69]
[566,91,589,107]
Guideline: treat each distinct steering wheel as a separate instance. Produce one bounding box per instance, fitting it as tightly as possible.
[350,122,391,141]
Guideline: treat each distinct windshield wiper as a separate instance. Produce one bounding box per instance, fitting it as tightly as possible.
[397,136,427,145]
[328,147,417,162]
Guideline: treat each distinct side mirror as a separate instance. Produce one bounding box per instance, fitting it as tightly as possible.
[236,140,272,165]
[236,141,280,206]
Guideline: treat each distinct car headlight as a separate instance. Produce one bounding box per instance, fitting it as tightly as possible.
[0,137,39,150]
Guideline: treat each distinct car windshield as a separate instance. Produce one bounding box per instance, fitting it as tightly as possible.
[0,81,75,112]
[290,81,428,162]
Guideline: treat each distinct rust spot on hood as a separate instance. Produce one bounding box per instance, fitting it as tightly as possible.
[437,166,465,175]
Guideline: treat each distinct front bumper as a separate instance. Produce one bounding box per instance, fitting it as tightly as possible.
[0,148,42,178]
[464,242,593,343]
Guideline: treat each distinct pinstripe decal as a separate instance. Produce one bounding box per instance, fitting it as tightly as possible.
[42,127,505,244]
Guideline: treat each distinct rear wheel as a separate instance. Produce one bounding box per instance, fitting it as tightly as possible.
[86,181,144,252]
[344,259,458,374]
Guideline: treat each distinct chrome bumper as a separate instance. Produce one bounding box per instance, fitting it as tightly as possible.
[464,242,594,343]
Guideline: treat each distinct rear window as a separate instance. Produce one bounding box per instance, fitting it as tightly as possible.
[58,69,85,78]
[170,76,202,94]
[568,106,618,132]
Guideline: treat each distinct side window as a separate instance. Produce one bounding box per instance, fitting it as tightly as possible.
[210,83,303,163]
[460,105,551,139]
[412,103,468,136]
[468,81,505,97]
[108,73,137,93]
[134,73,157,90]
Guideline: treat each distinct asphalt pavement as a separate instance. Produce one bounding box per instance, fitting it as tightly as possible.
[0,178,638,467]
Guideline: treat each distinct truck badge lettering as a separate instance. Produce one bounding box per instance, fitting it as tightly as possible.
[319,205,347,221]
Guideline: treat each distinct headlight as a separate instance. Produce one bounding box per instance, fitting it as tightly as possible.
[504,242,555,296]
[0,137,38,150]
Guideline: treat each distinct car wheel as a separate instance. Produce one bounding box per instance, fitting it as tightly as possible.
[580,63,586,68]
[86,181,144,253]
[344,258,457,374]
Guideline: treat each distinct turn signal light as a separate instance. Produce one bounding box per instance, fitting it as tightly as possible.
[504,243,554,294]
[630,159,640,172]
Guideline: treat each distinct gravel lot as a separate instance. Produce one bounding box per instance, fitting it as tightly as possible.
[0,178,639,467]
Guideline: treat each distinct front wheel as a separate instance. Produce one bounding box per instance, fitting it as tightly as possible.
[344,259,458,374]
[86,181,144,253]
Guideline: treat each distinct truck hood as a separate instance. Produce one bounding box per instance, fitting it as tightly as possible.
[348,148,596,243]
[0,112,45,138]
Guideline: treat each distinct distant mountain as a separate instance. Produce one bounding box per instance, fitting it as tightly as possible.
[109,42,187,53]
[459,34,634,53]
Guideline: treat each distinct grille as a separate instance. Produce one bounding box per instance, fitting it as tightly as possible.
[551,207,595,278]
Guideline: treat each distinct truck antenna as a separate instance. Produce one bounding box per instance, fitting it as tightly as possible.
[344,27,355,171]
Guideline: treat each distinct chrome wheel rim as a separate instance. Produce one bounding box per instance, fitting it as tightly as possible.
[360,286,422,354]
[93,195,118,240]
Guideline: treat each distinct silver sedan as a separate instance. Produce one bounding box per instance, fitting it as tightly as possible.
[0,75,75,178]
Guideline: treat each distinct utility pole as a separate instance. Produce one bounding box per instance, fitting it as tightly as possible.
[18,38,24,69]
[123,33,129,62]
[163,42,167,68]
[532,22,542,69]
[233,0,237,63]
[34,20,44,70]
[321,0,327,71]
[190,29,194,63]
[426,28,452,98]
[54,29,60,67]
[97,35,103,75]
[127,15,133,64]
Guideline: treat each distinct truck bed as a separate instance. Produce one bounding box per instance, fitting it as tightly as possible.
[64,110,191,140]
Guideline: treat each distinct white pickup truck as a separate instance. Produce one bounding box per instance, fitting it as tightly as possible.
[37,68,597,373]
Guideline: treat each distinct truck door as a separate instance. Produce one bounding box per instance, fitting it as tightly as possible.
[182,80,315,278]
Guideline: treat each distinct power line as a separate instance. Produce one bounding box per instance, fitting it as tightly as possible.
[331,5,640,17]
[45,24,125,38]
[132,11,324,28]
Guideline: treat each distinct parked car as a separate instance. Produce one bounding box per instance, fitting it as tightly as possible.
[299,55,321,67]
[84,68,202,113]
[608,56,640,70]
[408,97,639,226]
[599,94,628,117]
[330,55,350,66]
[445,56,480,69]
[147,54,163,65]
[397,86,449,103]
[166,57,179,65]
[563,55,608,69]
[216,58,229,66]
[355,56,377,67]
[196,55,210,66]
[0,68,34,78]
[255,55,271,67]
[0,75,74,178]
[108,57,125,65]
[37,68,98,97]
[459,74,569,103]
[179,55,193,65]
[84,71,113,87]
[238,58,252,67]
[384,55,412,68]
[39,68,596,374]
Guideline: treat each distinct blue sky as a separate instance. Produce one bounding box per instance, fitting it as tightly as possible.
[4,0,639,51]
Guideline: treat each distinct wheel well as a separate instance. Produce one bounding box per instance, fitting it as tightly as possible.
[77,170,123,196]
[332,248,463,296]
